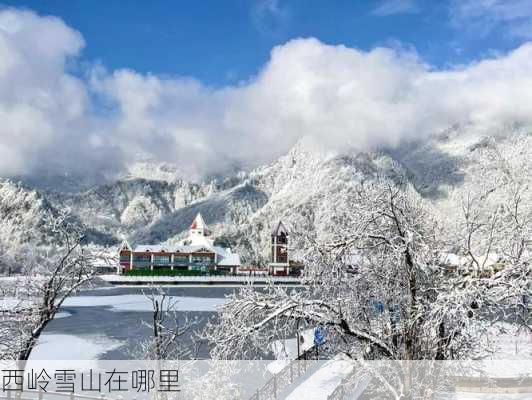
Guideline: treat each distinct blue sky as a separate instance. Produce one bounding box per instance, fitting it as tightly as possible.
[1,0,532,180]
[1,0,530,86]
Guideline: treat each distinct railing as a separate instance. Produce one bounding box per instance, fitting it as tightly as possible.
[326,372,371,400]
[248,348,319,400]
[0,387,174,400]
[0,389,106,400]
[130,262,151,267]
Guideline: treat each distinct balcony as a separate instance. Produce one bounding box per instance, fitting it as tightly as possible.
[132,261,152,268]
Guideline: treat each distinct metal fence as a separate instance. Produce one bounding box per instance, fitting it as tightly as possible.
[248,348,319,400]
[326,372,372,400]
[0,389,105,400]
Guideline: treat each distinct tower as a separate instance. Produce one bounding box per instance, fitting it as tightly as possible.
[181,212,215,248]
[118,240,132,274]
[269,221,289,275]
[189,212,210,237]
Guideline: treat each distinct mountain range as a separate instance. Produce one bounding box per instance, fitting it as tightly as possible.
[0,128,530,264]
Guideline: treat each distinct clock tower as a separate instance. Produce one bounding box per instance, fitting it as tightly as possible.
[269,221,290,275]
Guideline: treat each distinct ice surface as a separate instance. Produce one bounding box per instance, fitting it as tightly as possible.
[28,334,123,370]
[62,294,226,312]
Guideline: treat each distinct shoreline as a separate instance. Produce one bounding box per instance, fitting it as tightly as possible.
[97,274,302,286]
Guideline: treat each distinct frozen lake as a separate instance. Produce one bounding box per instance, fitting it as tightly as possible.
[29,284,532,363]
[30,284,236,361]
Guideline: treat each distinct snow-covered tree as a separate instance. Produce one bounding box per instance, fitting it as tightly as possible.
[130,288,194,360]
[204,172,530,398]
[450,135,531,327]
[0,212,105,362]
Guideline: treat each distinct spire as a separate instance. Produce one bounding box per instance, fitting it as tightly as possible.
[190,212,210,236]
[271,221,288,237]
[119,240,132,252]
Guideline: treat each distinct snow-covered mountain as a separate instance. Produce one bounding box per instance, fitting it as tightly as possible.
[1,130,530,263]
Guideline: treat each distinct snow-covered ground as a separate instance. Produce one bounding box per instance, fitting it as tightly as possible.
[29,334,122,361]
[100,274,301,284]
[447,394,531,400]
[54,310,71,319]
[2,293,227,313]
[0,297,26,310]
[487,323,532,361]
[272,323,532,400]
[61,293,226,312]
[268,329,315,373]
[285,357,355,400]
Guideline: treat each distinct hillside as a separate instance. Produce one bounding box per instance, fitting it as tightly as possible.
[1,130,530,263]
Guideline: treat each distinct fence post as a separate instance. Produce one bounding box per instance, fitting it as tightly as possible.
[339,384,345,400]
[289,362,293,384]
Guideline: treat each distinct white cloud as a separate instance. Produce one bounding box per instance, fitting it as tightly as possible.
[450,0,532,38]
[371,0,418,17]
[0,8,119,179]
[95,38,532,178]
[2,8,532,181]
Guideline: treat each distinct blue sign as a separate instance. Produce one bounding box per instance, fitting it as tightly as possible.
[314,326,326,346]
[373,300,385,314]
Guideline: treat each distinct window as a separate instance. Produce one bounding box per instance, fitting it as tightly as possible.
[120,255,130,262]
[132,255,151,269]
[191,256,213,265]
[174,255,189,265]
[153,255,171,264]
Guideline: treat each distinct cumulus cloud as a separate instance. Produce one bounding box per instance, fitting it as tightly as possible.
[95,38,532,178]
[0,8,120,179]
[2,8,532,182]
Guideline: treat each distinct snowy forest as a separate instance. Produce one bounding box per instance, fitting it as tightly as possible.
[1,132,530,382]
[1,2,532,398]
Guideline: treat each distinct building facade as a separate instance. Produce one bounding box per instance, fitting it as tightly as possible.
[118,213,241,274]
